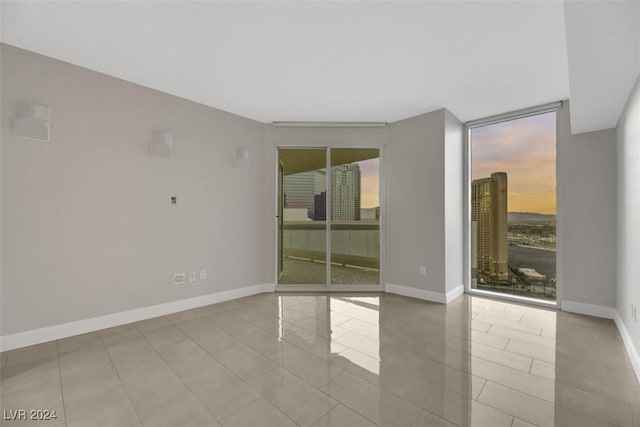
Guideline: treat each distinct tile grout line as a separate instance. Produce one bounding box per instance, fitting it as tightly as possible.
[318,370,442,427]
[200,299,379,426]
[179,352,258,424]
[318,400,381,427]
[260,304,508,426]
[476,380,542,427]
[254,355,342,422]
[217,390,302,427]
[100,332,145,427]
[54,341,69,427]
[203,340,308,426]
[133,320,226,425]
[475,377,488,401]
[481,378,620,427]
[211,394,263,426]
[171,312,274,425]
[337,364,464,425]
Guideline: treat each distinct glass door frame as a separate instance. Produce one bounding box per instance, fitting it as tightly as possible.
[274,144,385,292]
[463,102,561,308]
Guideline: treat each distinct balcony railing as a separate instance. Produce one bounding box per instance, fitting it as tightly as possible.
[282,221,379,270]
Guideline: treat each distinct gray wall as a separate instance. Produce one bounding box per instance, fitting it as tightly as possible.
[1,45,267,335]
[386,109,451,293]
[385,108,464,295]
[616,73,640,350]
[557,101,617,307]
[444,110,464,294]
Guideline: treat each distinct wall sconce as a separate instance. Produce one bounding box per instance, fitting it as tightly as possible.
[151,130,173,159]
[14,101,51,142]
[234,147,250,169]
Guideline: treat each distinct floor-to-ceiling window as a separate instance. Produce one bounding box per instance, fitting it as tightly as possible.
[277,147,381,288]
[468,105,558,302]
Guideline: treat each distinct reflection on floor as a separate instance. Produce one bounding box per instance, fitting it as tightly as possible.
[1,293,639,426]
[279,257,379,285]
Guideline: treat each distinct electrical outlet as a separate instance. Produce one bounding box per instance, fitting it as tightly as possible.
[189,272,197,283]
[419,266,427,275]
[173,273,186,285]
[200,270,207,280]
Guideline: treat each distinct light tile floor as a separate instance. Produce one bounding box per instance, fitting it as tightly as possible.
[1,293,639,427]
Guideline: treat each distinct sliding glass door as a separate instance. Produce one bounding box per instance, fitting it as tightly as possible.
[278,148,328,285]
[277,147,381,287]
[330,149,380,285]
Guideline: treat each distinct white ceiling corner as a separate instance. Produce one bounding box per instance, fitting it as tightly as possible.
[1,1,634,131]
[564,0,640,134]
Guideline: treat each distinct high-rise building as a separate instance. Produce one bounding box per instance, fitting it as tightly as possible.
[283,171,326,219]
[314,191,326,220]
[284,165,362,221]
[471,172,508,282]
[331,164,361,221]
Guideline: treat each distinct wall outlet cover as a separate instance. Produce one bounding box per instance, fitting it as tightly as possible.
[173,273,186,285]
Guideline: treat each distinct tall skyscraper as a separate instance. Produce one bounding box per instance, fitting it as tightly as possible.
[331,164,361,221]
[283,171,326,219]
[284,165,362,221]
[472,172,508,282]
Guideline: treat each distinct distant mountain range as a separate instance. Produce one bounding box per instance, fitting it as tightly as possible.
[508,212,556,222]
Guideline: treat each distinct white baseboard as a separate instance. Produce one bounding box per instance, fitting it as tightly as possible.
[560,301,640,384]
[445,285,464,303]
[0,283,275,352]
[385,283,446,304]
[561,300,616,319]
[614,311,640,383]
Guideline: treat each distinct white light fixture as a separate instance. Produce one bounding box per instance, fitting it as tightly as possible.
[272,122,387,128]
[14,101,51,142]
[151,130,173,159]
[234,147,250,169]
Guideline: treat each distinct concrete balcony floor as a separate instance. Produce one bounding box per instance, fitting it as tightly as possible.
[279,257,379,285]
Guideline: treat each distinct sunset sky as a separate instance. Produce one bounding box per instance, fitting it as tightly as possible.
[315,111,555,213]
[472,112,556,214]
[358,158,380,208]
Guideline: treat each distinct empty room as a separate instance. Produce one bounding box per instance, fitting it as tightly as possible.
[1,1,640,426]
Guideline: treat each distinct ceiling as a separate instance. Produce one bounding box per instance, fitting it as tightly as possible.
[279,148,379,176]
[564,0,640,134]
[1,1,638,132]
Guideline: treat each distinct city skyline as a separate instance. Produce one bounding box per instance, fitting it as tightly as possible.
[471,112,556,215]
[282,117,556,216]
[322,112,555,213]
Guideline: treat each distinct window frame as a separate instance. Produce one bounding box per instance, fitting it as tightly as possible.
[463,102,562,308]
